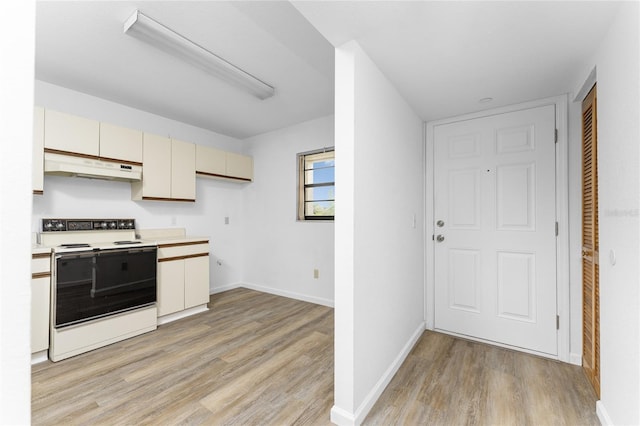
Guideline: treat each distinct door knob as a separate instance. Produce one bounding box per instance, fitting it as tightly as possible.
[436,220,445,228]
[436,235,445,242]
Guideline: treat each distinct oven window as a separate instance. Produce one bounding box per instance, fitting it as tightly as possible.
[55,248,157,328]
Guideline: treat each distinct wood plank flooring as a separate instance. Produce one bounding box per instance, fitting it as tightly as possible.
[32,288,334,425]
[363,332,599,426]
[33,288,598,425]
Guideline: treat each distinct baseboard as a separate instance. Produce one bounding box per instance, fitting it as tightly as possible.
[596,400,613,426]
[331,405,356,426]
[157,304,208,325]
[350,321,425,425]
[31,350,48,365]
[240,281,334,308]
[210,282,243,294]
[569,352,582,366]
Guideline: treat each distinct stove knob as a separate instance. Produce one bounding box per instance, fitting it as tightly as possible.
[55,222,64,230]
[101,222,108,229]
[127,221,133,229]
[109,221,117,229]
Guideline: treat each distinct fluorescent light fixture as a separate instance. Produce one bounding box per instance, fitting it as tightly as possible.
[124,10,275,100]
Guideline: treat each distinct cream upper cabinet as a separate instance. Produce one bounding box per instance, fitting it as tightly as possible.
[195,145,226,176]
[99,122,143,164]
[132,134,195,201]
[196,145,253,182]
[171,139,196,201]
[44,109,99,156]
[225,152,253,181]
[33,106,45,194]
[132,133,171,200]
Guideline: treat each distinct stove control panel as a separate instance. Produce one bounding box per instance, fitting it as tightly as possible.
[42,219,136,232]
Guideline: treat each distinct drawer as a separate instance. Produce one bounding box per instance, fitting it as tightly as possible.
[158,242,209,260]
[31,254,51,275]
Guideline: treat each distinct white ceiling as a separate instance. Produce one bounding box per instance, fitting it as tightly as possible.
[36,1,623,140]
[292,0,622,122]
[35,1,335,139]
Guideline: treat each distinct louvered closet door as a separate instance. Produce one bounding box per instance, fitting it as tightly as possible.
[582,84,600,397]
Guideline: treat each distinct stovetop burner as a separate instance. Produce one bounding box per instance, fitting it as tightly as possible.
[113,241,141,245]
[59,243,91,248]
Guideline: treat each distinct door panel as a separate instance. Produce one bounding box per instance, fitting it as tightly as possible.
[434,105,557,355]
[582,84,600,397]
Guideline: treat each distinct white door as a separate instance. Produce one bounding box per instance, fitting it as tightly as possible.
[434,105,557,355]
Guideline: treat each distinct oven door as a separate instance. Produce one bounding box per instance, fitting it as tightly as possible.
[53,247,157,328]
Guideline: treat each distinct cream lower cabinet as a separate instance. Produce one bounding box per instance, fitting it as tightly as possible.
[31,251,51,353]
[157,241,210,317]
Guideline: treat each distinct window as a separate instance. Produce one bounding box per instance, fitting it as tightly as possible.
[297,148,335,220]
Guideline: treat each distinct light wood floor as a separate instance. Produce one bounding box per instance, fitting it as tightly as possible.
[363,332,600,425]
[32,288,598,425]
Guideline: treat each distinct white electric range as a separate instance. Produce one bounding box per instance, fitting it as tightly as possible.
[40,218,158,362]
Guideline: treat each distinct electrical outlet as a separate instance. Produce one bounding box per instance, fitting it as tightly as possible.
[313,269,319,279]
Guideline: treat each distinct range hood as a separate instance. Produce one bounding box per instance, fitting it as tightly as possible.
[44,152,142,182]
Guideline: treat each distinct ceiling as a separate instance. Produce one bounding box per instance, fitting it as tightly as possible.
[35,1,335,139]
[36,1,623,140]
[292,0,622,122]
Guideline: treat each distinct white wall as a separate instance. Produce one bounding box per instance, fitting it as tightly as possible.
[333,41,425,425]
[241,116,335,306]
[571,3,640,424]
[33,81,248,291]
[0,0,35,422]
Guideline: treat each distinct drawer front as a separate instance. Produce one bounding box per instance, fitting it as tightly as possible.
[31,256,51,275]
[158,242,209,260]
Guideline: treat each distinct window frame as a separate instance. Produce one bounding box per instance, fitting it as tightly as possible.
[297,147,335,221]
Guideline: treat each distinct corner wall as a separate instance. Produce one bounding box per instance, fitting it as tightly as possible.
[0,0,35,422]
[571,3,640,424]
[333,41,425,425]
[241,116,335,306]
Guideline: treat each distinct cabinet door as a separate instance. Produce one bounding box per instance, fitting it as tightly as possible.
[184,255,210,309]
[195,145,226,176]
[33,107,45,194]
[137,133,171,199]
[171,139,196,200]
[157,260,185,316]
[44,109,99,156]
[31,277,50,353]
[99,122,143,163]
[226,152,253,180]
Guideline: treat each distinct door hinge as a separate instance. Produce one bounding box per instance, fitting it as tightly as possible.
[555,222,559,236]
[556,315,560,330]
[555,129,558,143]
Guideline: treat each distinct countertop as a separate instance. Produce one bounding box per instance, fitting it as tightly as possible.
[137,228,209,246]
